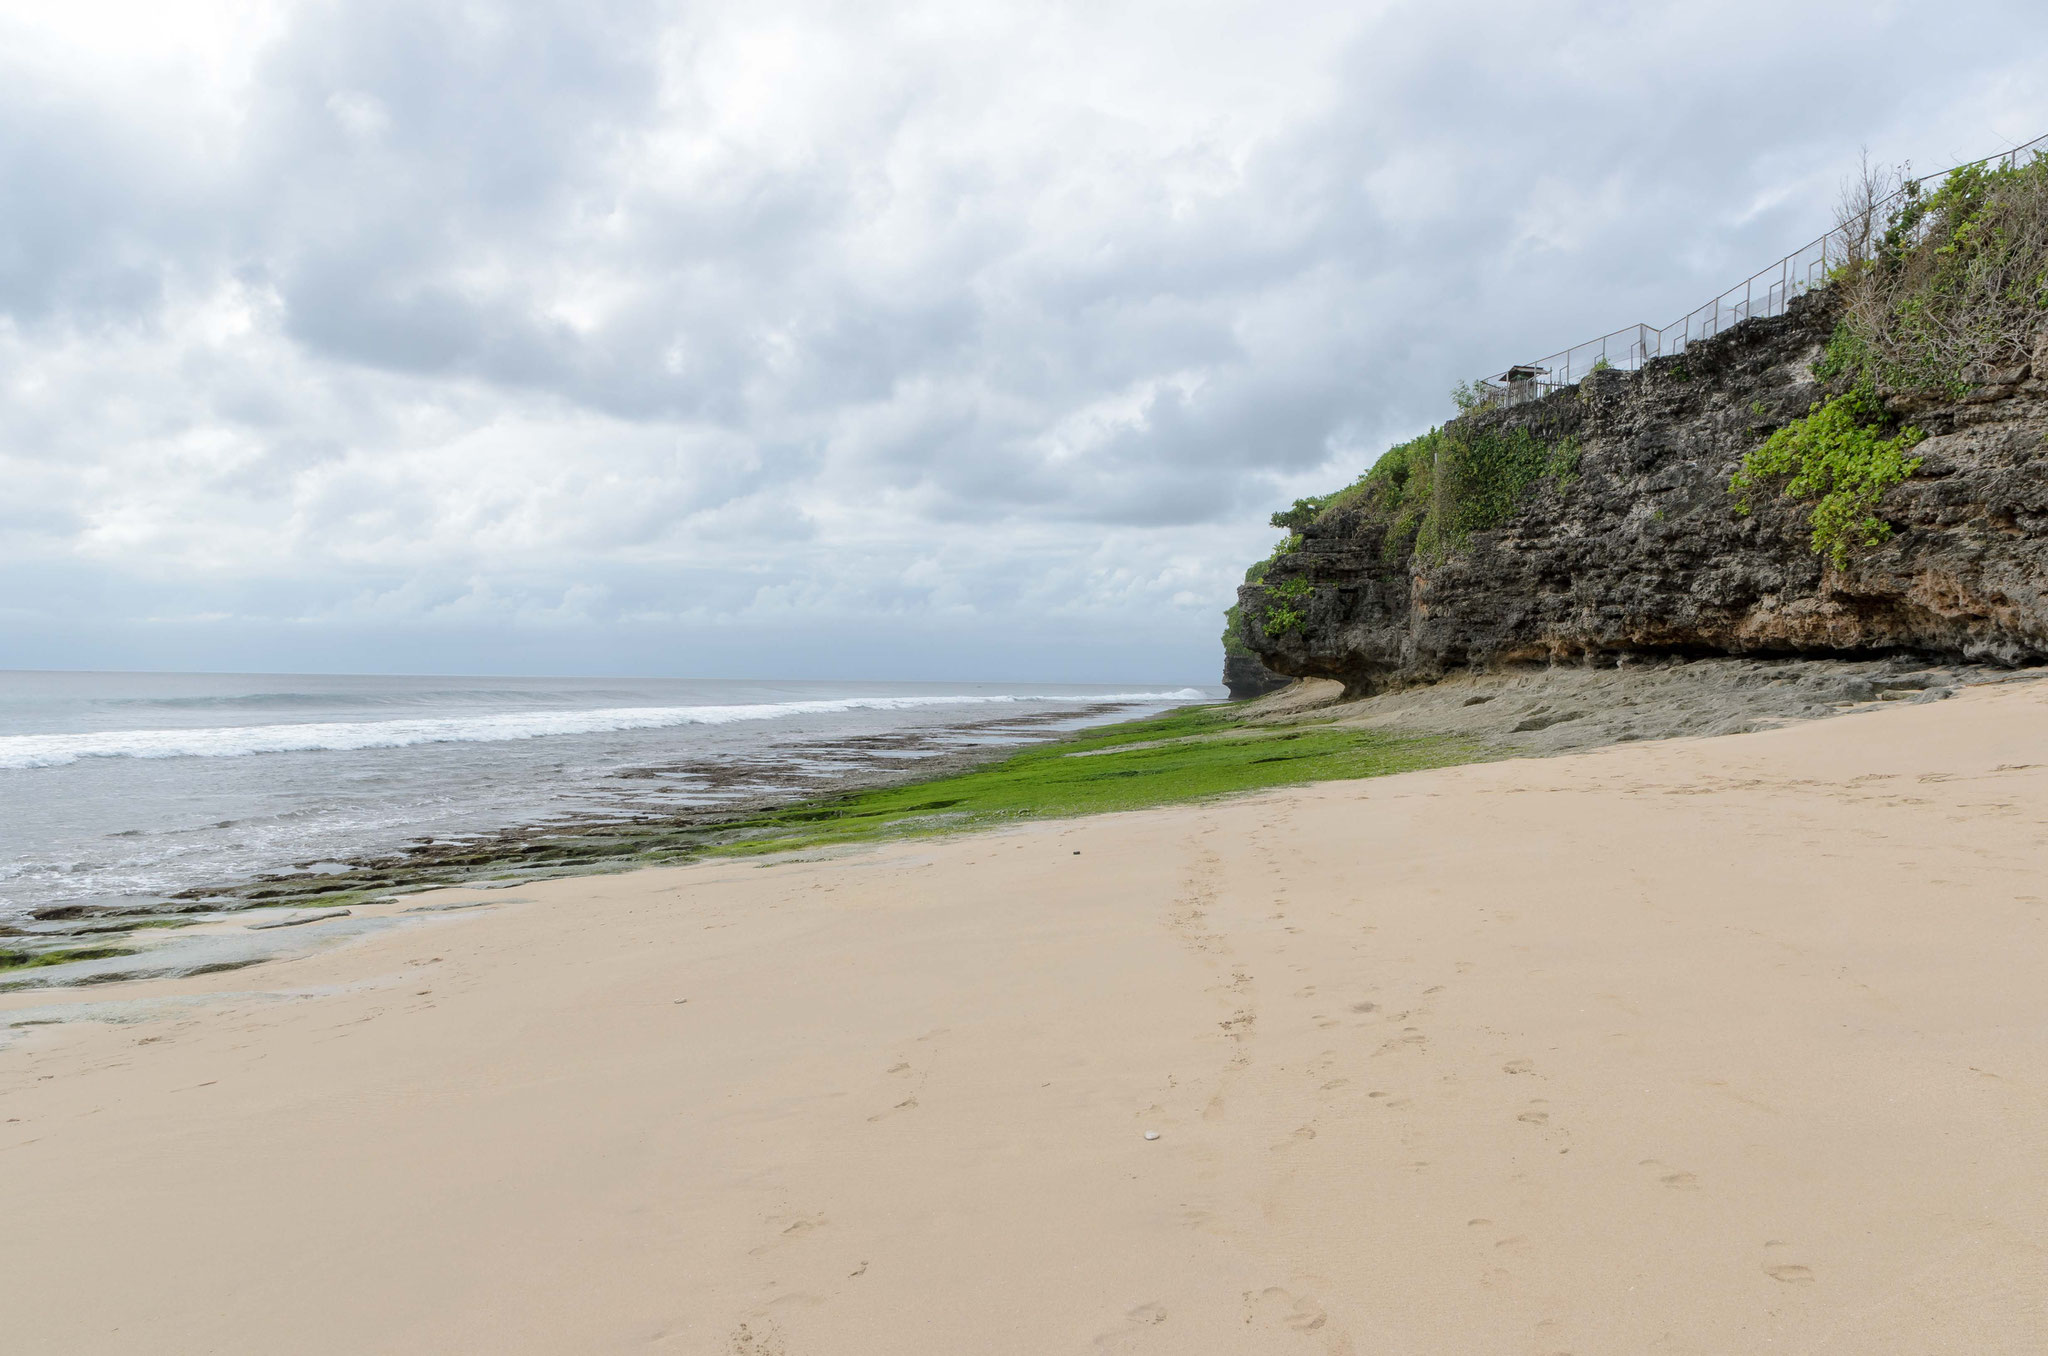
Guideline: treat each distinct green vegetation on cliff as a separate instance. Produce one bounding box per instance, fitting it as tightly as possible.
[1229,147,2048,656]
[1728,152,2047,565]
[1229,414,1579,649]
[1252,420,1580,573]
[1260,577,1315,633]
[1834,153,2048,398]
[1221,602,1255,658]
[1730,387,1925,567]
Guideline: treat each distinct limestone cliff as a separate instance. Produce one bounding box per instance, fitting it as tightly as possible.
[1222,653,1290,700]
[1238,292,2048,695]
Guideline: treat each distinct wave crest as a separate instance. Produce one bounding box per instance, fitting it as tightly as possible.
[0,690,1209,770]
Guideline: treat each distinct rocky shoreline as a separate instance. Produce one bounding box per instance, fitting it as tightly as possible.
[1236,652,2045,757]
[17,647,2042,994]
[1,702,1145,991]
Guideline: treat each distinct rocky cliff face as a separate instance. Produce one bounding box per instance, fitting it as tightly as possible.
[1240,293,2048,694]
[1222,653,1290,699]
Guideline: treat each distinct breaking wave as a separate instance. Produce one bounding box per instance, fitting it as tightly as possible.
[0,690,1209,770]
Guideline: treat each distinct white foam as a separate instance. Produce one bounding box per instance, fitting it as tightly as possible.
[0,690,1209,770]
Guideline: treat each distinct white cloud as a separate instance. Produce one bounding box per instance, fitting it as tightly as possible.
[4,0,2048,680]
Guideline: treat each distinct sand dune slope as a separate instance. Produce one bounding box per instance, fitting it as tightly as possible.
[5,682,2048,1353]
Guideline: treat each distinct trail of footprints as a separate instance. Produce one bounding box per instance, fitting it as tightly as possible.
[1117,820,1357,1351]
[745,820,1822,1354]
[1141,816,1820,1352]
[1141,814,1831,1347]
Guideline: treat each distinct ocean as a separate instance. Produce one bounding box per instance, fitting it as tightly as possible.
[0,672,1211,924]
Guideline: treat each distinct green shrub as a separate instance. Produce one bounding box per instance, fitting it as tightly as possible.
[1221,603,1255,658]
[1260,577,1316,634]
[1313,428,1447,561]
[1269,497,1331,531]
[1261,421,1579,569]
[1836,152,2048,397]
[1262,532,1303,565]
[1234,413,1580,655]
[1443,425,1582,534]
[1729,387,1924,567]
[1812,321,1872,383]
[1450,378,1493,413]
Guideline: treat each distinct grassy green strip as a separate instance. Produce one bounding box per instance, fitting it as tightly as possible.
[0,945,134,972]
[132,707,1488,912]
[701,704,1485,859]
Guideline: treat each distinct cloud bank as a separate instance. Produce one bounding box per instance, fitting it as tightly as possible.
[5,0,2047,680]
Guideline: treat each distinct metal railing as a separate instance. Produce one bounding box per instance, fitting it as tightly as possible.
[1474,131,2048,407]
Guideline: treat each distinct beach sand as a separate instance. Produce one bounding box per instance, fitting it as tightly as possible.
[5,680,2047,1354]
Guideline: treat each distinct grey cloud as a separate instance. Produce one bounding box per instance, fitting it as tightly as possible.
[4,0,2047,678]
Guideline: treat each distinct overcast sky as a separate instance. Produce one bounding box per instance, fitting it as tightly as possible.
[5,1,2046,683]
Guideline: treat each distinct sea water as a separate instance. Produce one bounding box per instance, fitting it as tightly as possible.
[0,672,1211,922]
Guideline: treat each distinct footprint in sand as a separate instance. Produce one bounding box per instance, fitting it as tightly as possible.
[1637,1159,1698,1189]
[866,1096,918,1122]
[729,1319,787,1355]
[1245,1287,1330,1335]
[1092,1301,1168,1348]
[1501,1058,1534,1075]
[1762,1240,1814,1283]
[1375,1030,1428,1057]
[1270,1124,1317,1150]
[749,1216,826,1254]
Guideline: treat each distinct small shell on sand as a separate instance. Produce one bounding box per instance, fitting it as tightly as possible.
[1143,1131,1160,1140]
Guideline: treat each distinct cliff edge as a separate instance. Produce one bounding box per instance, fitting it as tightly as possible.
[1236,153,2048,694]
[1239,291,2048,695]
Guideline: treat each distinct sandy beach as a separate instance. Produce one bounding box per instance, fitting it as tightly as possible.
[5,680,2047,1354]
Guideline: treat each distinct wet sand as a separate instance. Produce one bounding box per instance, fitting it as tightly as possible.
[4,678,2046,1353]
